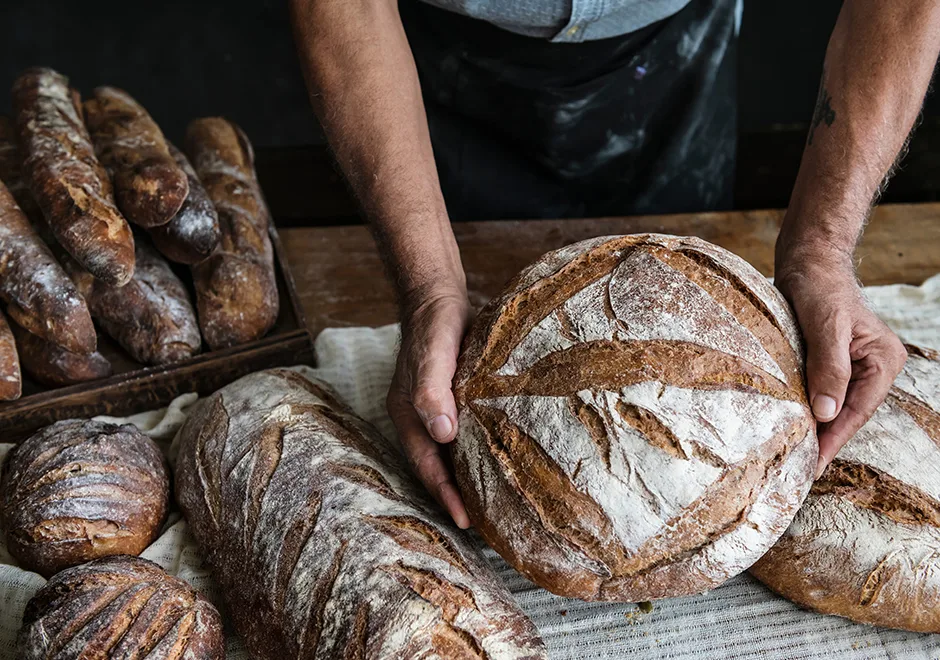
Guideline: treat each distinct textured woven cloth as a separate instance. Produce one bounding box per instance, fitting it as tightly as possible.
[1,274,939,659]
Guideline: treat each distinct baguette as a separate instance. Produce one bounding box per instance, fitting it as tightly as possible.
[175,368,547,659]
[84,86,188,228]
[148,143,221,264]
[185,117,278,349]
[12,321,111,387]
[0,308,21,400]
[0,180,96,353]
[12,67,135,286]
[17,556,224,659]
[66,238,201,366]
[0,114,41,222]
[1,419,169,576]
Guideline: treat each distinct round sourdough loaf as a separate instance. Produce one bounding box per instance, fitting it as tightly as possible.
[751,345,940,632]
[0,419,169,577]
[453,234,818,601]
[17,555,224,659]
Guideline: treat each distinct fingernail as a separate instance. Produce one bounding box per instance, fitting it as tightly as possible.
[815,455,828,480]
[429,415,453,441]
[812,395,837,421]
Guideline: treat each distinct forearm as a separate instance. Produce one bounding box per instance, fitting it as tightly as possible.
[290,0,464,304]
[778,0,940,270]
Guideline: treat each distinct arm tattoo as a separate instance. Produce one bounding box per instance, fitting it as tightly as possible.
[807,82,836,146]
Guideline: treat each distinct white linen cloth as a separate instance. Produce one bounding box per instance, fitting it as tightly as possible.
[2,274,940,659]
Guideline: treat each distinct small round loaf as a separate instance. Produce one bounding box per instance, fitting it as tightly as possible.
[751,345,940,632]
[0,419,169,577]
[453,234,818,601]
[17,555,224,659]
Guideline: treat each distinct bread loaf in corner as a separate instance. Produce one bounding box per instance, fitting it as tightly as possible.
[175,368,546,659]
[17,555,224,659]
[751,344,940,632]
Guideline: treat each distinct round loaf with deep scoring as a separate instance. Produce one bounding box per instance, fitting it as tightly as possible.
[751,345,940,632]
[17,555,224,659]
[0,419,169,577]
[453,233,818,601]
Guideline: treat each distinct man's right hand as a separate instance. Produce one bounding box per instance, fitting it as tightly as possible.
[387,286,473,529]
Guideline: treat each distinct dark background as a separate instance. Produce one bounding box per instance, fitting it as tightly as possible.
[1,0,938,217]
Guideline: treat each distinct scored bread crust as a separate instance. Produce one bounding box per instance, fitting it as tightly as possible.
[0,179,96,353]
[17,555,223,659]
[84,86,189,228]
[11,320,111,387]
[12,67,135,286]
[148,143,221,265]
[0,308,21,401]
[65,238,202,366]
[453,234,817,601]
[174,368,547,660]
[750,345,940,633]
[0,419,169,577]
[0,114,41,222]
[185,117,278,349]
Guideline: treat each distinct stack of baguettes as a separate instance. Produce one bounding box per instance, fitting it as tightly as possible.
[0,66,280,400]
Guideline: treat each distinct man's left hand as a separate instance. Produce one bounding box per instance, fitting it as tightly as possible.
[776,254,907,478]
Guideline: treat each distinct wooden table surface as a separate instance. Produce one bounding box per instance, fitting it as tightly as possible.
[281,203,940,336]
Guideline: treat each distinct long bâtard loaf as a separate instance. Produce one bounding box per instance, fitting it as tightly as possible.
[12,321,111,387]
[0,419,169,577]
[12,67,135,286]
[750,344,940,633]
[84,86,189,228]
[453,234,818,601]
[0,308,21,400]
[148,143,221,264]
[175,368,547,659]
[66,238,201,366]
[0,179,96,353]
[185,117,278,349]
[17,555,224,659]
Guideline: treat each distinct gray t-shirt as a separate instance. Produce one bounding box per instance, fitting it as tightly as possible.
[417,0,694,42]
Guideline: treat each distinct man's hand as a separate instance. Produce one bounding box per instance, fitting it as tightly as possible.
[776,251,907,478]
[387,287,472,528]
[291,0,472,521]
[771,0,939,477]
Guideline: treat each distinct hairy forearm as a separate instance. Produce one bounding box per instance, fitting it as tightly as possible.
[290,0,464,303]
[778,0,940,269]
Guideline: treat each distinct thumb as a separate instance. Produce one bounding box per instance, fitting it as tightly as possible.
[804,324,852,424]
[408,325,464,445]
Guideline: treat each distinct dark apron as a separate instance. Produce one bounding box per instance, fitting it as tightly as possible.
[400,0,739,221]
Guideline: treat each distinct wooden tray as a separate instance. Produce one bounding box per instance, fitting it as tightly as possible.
[0,225,314,443]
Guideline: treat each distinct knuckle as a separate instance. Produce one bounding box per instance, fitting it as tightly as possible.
[815,358,851,382]
[411,384,446,413]
[891,341,909,370]
[409,448,438,480]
